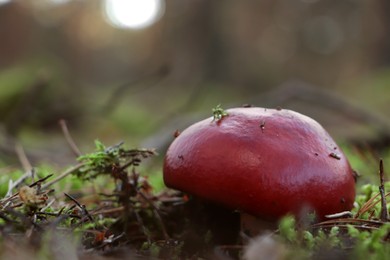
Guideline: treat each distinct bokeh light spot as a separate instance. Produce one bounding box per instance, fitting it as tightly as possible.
[0,0,11,6]
[103,0,165,30]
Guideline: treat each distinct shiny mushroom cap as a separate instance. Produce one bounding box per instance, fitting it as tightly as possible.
[163,107,356,221]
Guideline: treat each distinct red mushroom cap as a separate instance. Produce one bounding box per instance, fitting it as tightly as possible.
[163,107,356,220]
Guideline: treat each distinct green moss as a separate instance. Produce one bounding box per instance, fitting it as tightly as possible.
[212,104,228,121]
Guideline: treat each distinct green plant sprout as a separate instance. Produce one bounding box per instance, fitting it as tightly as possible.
[212,104,228,121]
[75,140,156,181]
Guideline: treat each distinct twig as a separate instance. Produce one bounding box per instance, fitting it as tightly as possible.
[95,232,126,249]
[4,168,35,198]
[354,191,390,218]
[103,232,125,243]
[5,179,14,198]
[313,224,380,232]
[91,206,125,216]
[59,119,82,157]
[2,171,50,204]
[0,192,20,208]
[40,198,56,212]
[313,218,386,228]
[325,211,353,219]
[0,211,18,223]
[138,191,170,240]
[41,163,84,190]
[64,192,93,222]
[29,173,53,188]
[379,159,388,221]
[14,142,32,173]
[5,143,35,197]
[134,210,151,245]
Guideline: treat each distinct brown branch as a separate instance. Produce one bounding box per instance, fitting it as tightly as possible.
[134,209,152,244]
[29,174,53,188]
[91,206,125,216]
[59,119,82,157]
[354,190,390,219]
[4,168,36,198]
[138,191,170,240]
[14,142,32,173]
[41,163,84,190]
[313,218,386,228]
[64,192,93,222]
[379,159,388,221]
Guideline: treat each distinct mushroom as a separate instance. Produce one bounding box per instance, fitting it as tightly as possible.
[163,107,356,221]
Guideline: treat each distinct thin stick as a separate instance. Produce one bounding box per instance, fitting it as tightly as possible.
[355,191,390,218]
[325,211,353,219]
[29,174,53,188]
[91,206,125,216]
[134,210,151,244]
[379,159,388,221]
[139,191,170,240]
[313,218,386,227]
[14,142,33,173]
[64,192,93,221]
[59,119,82,157]
[4,168,35,198]
[354,192,380,218]
[41,163,84,190]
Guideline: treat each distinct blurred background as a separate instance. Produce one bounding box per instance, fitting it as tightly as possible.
[0,0,390,167]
